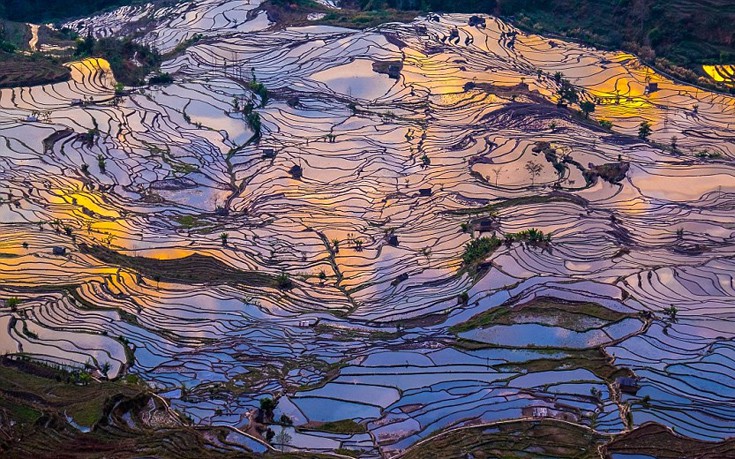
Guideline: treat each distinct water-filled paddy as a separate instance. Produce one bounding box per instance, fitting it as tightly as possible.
[1,0,735,456]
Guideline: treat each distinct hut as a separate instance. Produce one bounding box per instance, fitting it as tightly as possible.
[645,82,659,94]
[387,235,399,247]
[262,148,276,159]
[475,218,494,233]
[468,16,486,28]
[532,407,549,418]
[289,164,303,179]
[52,246,66,256]
[616,377,640,394]
[71,99,83,106]
[418,188,432,197]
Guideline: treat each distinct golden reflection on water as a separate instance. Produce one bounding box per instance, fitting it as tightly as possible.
[703,65,735,87]
[67,57,114,84]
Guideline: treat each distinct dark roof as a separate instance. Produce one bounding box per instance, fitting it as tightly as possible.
[616,377,639,387]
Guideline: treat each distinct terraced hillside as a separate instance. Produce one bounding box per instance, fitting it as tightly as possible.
[1,0,735,458]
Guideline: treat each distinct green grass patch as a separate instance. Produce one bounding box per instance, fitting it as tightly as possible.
[174,215,201,229]
[462,236,501,266]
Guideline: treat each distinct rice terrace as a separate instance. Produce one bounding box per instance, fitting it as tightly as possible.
[1,0,735,458]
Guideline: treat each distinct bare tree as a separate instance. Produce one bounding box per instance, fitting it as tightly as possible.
[275,428,292,452]
[525,161,543,187]
[491,167,503,187]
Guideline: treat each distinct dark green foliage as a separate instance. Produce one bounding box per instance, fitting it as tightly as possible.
[248,80,268,107]
[462,236,501,266]
[247,112,262,139]
[276,272,292,290]
[509,228,551,243]
[638,121,652,140]
[0,39,15,53]
[260,397,276,413]
[4,296,20,311]
[497,0,735,67]
[0,0,143,22]
[580,100,595,118]
[149,73,174,86]
[364,0,497,13]
[556,78,578,106]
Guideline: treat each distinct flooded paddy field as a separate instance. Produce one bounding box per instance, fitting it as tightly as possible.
[2,1,735,457]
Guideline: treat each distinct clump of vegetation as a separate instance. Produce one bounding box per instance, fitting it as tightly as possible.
[97,154,106,173]
[259,397,276,421]
[247,111,262,140]
[4,296,20,311]
[580,100,596,118]
[174,215,199,229]
[695,149,722,159]
[555,75,579,106]
[148,72,174,86]
[638,121,652,140]
[662,304,678,323]
[462,236,501,266]
[248,80,268,107]
[276,272,293,290]
[306,418,367,434]
[507,228,552,244]
[599,119,613,130]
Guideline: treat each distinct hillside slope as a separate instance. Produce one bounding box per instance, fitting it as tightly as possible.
[357,0,735,90]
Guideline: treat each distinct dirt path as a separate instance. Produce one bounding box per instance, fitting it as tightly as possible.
[28,23,39,52]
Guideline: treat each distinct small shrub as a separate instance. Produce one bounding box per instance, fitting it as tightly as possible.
[276,272,292,290]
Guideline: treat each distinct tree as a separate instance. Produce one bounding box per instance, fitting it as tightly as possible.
[276,272,292,290]
[638,121,652,140]
[580,100,596,118]
[556,79,578,106]
[260,397,276,420]
[662,304,678,323]
[491,167,503,186]
[274,428,292,452]
[525,160,543,186]
[5,297,20,312]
